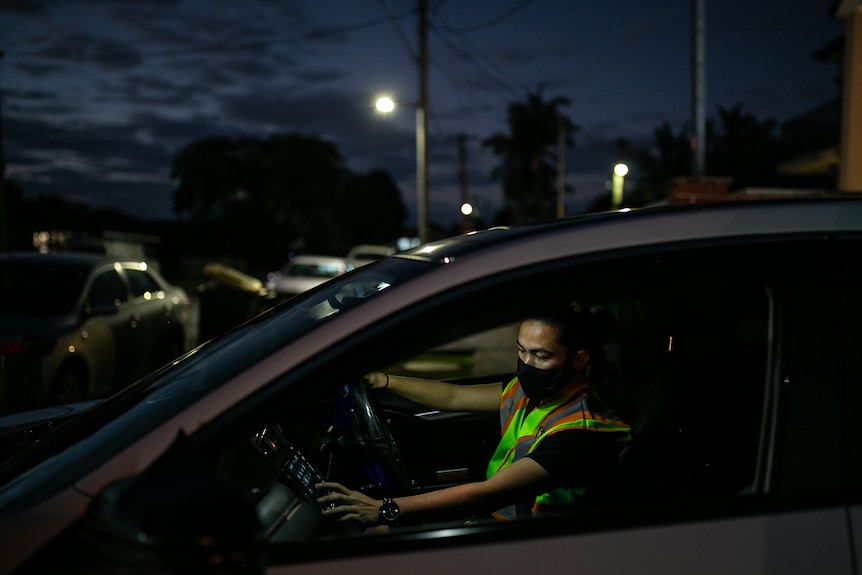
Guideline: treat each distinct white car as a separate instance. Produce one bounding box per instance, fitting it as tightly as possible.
[346,244,396,267]
[0,252,193,414]
[265,255,354,298]
[1,198,861,574]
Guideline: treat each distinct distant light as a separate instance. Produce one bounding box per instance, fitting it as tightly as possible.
[613,163,629,177]
[460,202,473,216]
[397,236,420,251]
[376,96,395,113]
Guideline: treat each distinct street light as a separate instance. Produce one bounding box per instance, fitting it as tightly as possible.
[368,2,430,243]
[375,96,395,113]
[373,92,429,244]
[612,162,628,209]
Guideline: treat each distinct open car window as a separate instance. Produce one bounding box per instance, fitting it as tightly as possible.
[187,236,838,567]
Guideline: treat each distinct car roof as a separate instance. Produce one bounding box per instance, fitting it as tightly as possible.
[347,244,395,256]
[0,251,115,266]
[395,197,862,265]
[287,254,349,264]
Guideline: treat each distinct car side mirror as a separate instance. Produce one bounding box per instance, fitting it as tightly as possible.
[77,434,265,573]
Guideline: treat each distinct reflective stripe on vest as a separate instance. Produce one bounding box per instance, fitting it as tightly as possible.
[487,376,631,520]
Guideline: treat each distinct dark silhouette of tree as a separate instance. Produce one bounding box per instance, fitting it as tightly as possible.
[334,170,406,251]
[483,89,578,224]
[621,122,692,208]
[708,104,778,187]
[171,133,406,267]
[619,105,781,209]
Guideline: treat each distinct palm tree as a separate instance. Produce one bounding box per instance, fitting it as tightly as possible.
[708,104,778,187]
[624,105,780,208]
[624,122,692,208]
[483,89,578,223]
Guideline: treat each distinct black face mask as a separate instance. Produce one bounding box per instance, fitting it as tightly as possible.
[516,358,572,400]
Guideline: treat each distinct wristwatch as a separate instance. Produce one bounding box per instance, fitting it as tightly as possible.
[378,497,401,525]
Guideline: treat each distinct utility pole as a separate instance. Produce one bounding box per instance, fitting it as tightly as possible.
[0,51,7,252]
[691,0,706,177]
[457,133,469,231]
[416,0,429,244]
[556,115,566,218]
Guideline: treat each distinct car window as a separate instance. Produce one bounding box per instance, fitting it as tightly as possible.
[286,263,344,278]
[389,322,520,380]
[124,267,161,298]
[0,257,429,507]
[0,260,89,315]
[839,238,862,493]
[87,269,128,309]
[196,238,821,563]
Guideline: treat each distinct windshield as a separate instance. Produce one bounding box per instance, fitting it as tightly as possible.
[0,257,430,513]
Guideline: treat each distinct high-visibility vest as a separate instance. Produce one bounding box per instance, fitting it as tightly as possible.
[486,376,631,520]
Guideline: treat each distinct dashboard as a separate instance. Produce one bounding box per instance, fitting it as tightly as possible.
[222,424,333,542]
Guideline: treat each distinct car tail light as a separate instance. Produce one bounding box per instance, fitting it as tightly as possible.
[0,338,25,355]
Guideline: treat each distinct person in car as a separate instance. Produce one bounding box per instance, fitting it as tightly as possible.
[317,305,632,526]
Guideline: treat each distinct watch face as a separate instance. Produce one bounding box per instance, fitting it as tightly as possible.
[380,498,400,522]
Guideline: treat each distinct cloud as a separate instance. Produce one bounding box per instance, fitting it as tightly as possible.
[0,0,846,226]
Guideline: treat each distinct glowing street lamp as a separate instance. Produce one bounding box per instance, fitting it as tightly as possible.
[612,162,628,209]
[375,96,395,114]
[373,92,429,244]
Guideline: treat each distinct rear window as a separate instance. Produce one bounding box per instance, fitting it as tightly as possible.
[0,261,89,315]
[285,263,343,278]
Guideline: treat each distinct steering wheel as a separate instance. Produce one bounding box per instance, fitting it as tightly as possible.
[340,380,412,496]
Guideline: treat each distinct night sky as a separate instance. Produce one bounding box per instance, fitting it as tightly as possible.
[0,0,845,227]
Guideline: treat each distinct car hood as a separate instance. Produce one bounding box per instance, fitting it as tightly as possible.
[0,400,101,461]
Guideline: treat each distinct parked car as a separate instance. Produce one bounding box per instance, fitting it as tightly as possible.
[0,252,193,414]
[346,244,396,267]
[265,255,354,298]
[1,198,861,574]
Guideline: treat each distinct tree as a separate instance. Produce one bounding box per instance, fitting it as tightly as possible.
[483,89,578,224]
[622,122,692,208]
[333,170,407,252]
[623,105,781,208]
[170,133,407,268]
[708,104,778,187]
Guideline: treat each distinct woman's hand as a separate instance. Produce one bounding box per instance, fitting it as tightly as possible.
[362,371,390,390]
[317,481,383,527]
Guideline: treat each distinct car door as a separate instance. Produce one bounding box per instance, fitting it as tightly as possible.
[83,265,145,396]
[839,238,862,564]
[18,232,853,575]
[119,264,173,375]
[245,236,853,574]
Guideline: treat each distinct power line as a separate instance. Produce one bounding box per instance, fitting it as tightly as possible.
[377,0,418,61]
[430,22,527,97]
[434,0,539,33]
[2,11,414,64]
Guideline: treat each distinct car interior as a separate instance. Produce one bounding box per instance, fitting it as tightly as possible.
[180,242,776,548]
[18,238,830,575]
